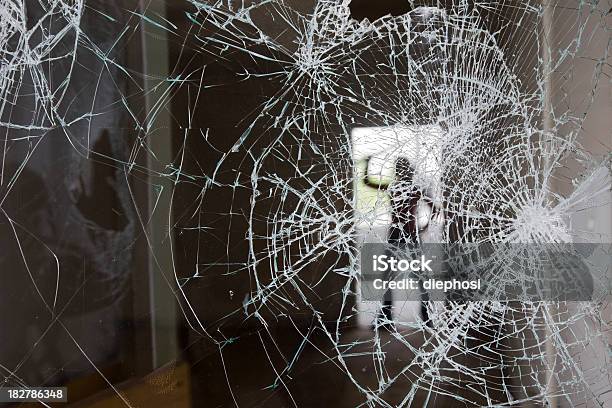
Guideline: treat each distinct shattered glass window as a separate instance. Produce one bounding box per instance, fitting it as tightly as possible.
[0,0,610,406]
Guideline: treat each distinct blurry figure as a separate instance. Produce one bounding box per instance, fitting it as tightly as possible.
[376,157,433,328]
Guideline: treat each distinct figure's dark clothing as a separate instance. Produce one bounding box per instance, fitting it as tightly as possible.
[379,160,430,326]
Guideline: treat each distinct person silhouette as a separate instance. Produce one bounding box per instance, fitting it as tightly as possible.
[377,157,431,328]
